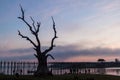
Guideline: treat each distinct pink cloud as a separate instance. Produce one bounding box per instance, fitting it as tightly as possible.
[64,55,119,62]
[100,1,120,13]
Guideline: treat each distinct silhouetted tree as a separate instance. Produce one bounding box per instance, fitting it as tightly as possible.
[115,58,119,62]
[97,59,105,62]
[18,6,57,76]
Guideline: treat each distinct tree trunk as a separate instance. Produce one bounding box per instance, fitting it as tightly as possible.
[34,55,50,76]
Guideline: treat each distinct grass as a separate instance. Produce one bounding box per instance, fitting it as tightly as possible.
[0,74,120,80]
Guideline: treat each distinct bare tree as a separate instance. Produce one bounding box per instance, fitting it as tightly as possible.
[18,6,57,76]
[97,59,105,63]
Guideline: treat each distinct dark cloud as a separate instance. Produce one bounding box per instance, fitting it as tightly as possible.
[51,45,120,60]
[0,47,34,54]
[0,44,120,61]
[9,47,34,53]
[0,54,35,61]
[0,47,35,61]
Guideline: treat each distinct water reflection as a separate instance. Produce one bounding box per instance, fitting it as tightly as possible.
[106,67,120,76]
[52,68,120,76]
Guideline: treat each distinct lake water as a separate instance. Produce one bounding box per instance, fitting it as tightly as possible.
[52,67,120,76]
[105,67,120,76]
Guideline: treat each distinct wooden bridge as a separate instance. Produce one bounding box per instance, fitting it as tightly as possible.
[0,61,120,75]
[49,62,120,69]
[49,62,120,75]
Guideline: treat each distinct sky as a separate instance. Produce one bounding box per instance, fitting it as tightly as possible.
[0,0,120,62]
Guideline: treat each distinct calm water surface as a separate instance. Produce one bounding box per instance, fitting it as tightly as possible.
[106,67,120,76]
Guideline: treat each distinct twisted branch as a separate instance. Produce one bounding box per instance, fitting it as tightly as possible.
[30,16,37,31]
[43,17,58,54]
[18,6,41,52]
[18,30,36,47]
[46,54,55,60]
[18,6,35,35]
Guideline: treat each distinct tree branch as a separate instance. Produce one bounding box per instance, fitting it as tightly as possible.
[30,16,37,32]
[18,6,36,35]
[46,54,55,60]
[35,34,41,51]
[18,30,37,47]
[30,19,41,48]
[20,4,24,20]
[18,5,42,53]
[43,17,58,54]
[36,22,41,33]
[30,17,41,34]
[34,54,38,58]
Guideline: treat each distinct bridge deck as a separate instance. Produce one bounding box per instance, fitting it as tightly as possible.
[49,62,120,69]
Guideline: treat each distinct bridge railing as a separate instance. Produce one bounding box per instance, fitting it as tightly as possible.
[0,61,120,75]
[0,61,38,75]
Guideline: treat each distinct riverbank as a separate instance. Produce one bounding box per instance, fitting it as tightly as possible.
[0,74,120,80]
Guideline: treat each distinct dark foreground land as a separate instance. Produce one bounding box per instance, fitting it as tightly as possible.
[0,74,120,80]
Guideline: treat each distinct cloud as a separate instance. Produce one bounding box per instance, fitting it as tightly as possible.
[0,47,34,57]
[0,47,36,61]
[0,54,35,61]
[8,48,34,53]
[0,43,120,62]
[100,1,120,13]
[51,45,120,61]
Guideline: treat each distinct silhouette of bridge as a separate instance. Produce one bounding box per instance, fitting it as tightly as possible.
[49,62,120,69]
[49,62,120,74]
[0,61,120,75]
